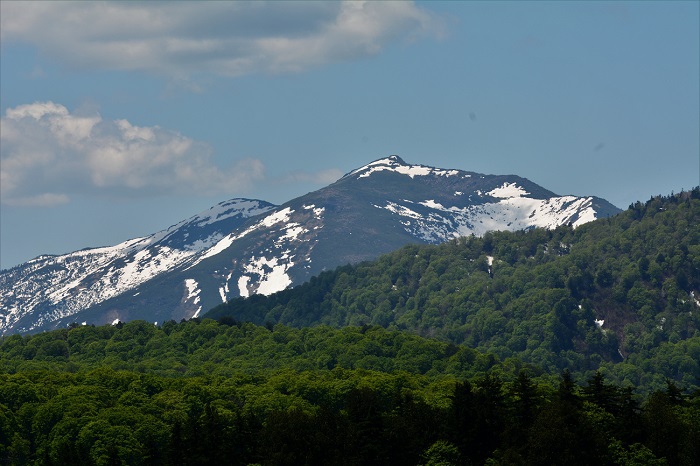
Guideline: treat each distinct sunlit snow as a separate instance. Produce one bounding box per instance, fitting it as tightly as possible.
[279,225,306,241]
[376,202,423,219]
[184,278,202,318]
[184,279,199,301]
[348,157,463,179]
[238,276,251,298]
[190,207,294,267]
[375,194,599,243]
[260,207,293,227]
[487,182,530,198]
[196,233,240,263]
[242,255,294,296]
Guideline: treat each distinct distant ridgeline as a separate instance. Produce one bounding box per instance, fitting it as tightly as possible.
[207,188,700,391]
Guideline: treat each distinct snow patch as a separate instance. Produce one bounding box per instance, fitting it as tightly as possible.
[260,207,293,228]
[487,182,530,199]
[243,255,293,296]
[279,225,306,241]
[374,193,600,243]
[184,278,202,318]
[189,208,294,267]
[218,270,234,302]
[184,279,199,300]
[238,276,250,298]
[376,202,423,219]
[183,233,224,252]
[572,204,597,228]
[349,157,463,179]
[420,200,445,209]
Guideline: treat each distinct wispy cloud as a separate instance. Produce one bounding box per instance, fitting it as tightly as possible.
[0,102,265,206]
[0,1,443,79]
[282,168,345,186]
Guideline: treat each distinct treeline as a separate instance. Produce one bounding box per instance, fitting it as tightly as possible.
[1,319,699,465]
[207,189,700,391]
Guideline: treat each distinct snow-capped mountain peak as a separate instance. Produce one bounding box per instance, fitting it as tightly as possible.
[0,158,621,334]
[344,155,463,180]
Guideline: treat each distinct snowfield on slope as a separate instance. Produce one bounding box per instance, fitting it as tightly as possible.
[0,199,273,333]
[375,188,598,243]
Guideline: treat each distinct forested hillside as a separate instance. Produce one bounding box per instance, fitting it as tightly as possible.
[1,190,698,465]
[208,189,700,391]
[1,319,699,465]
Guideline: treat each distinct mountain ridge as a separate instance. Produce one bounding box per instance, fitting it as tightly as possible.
[0,156,621,334]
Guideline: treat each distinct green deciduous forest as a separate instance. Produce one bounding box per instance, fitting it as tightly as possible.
[1,319,699,465]
[208,189,700,393]
[2,189,699,465]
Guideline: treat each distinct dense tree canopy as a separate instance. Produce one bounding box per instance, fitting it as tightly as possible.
[1,319,699,465]
[2,189,699,465]
[208,189,700,391]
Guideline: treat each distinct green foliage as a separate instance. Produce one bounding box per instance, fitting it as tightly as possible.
[207,190,700,392]
[420,440,462,466]
[2,190,699,464]
[1,319,699,465]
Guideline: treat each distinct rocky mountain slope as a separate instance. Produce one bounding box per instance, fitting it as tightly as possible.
[0,156,620,334]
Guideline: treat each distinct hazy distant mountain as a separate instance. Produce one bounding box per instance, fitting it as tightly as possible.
[0,156,620,334]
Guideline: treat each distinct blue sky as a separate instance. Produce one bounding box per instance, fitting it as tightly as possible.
[1,1,698,270]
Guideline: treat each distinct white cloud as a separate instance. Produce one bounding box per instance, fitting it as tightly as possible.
[3,193,71,208]
[283,168,345,185]
[0,1,443,78]
[0,102,265,206]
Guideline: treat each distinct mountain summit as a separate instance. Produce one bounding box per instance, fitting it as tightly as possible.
[0,157,620,334]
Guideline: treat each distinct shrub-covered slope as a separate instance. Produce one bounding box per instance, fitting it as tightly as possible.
[207,189,700,389]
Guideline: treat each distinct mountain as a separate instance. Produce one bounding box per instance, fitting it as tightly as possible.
[0,156,620,334]
[0,199,275,333]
